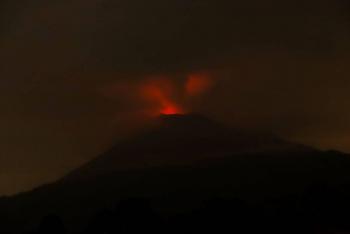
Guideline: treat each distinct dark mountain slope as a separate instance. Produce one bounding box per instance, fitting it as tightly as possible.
[65,114,311,180]
[0,115,349,233]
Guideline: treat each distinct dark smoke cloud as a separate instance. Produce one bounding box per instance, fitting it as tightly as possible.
[1,0,350,195]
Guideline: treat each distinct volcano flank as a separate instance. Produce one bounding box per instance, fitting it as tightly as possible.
[1,115,350,233]
[65,114,310,180]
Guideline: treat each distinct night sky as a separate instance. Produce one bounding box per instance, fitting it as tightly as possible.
[1,0,350,195]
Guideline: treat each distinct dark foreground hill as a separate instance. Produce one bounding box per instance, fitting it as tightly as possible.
[1,115,350,233]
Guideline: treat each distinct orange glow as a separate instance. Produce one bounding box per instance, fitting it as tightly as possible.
[186,73,213,96]
[140,78,184,116]
[161,105,182,115]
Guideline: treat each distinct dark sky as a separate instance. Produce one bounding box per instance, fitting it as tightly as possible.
[1,0,350,195]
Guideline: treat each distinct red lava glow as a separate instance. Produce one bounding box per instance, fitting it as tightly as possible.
[161,105,183,115]
[186,73,213,96]
[140,78,184,116]
[127,72,215,116]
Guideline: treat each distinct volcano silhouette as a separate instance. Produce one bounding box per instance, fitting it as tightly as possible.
[1,114,350,233]
[66,114,308,180]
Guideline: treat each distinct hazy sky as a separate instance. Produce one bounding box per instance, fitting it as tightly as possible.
[1,0,350,195]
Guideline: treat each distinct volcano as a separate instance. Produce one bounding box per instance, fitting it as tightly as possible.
[1,114,350,233]
[64,114,311,180]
